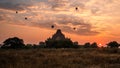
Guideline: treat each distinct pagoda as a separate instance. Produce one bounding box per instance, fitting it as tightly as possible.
[52,29,65,40]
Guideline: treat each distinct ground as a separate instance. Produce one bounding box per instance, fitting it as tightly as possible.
[0,48,120,68]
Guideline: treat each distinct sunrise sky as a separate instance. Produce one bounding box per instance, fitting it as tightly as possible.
[0,0,120,46]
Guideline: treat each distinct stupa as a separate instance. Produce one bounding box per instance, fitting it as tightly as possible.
[52,29,65,40]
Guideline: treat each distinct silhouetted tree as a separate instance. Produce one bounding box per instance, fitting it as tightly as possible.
[73,42,79,48]
[1,37,25,49]
[45,38,54,48]
[107,41,119,48]
[83,42,90,48]
[45,38,77,48]
[33,44,39,49]
[91,42,98,48]
[24,44,33,49]
[39,42,46,48]
[0,44,2,48]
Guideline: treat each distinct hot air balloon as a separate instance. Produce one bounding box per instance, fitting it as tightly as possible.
[75,7,78,11]
[25,17,27,20]
[16,11,18,14]
[51,25,54,28]
[73,27,76,30]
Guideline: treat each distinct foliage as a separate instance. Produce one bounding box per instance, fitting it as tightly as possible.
[83,42,90,48]
[1,37,25,49]
[45,38,78,48]
[107,41,119,48]
[83,42,98,48]
[91,42,98,48]
[24,44,33,49]
[1,37,120,49]
[39,42,46,48]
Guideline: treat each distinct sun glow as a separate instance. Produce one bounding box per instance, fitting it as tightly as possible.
[98,43,103,47]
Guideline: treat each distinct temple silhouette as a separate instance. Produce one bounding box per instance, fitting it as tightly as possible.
[40,29,79,48]
[52,29,65,40]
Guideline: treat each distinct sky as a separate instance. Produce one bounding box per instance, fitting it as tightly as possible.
[0,0,120,46]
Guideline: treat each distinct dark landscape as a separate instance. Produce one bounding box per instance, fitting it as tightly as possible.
[0,0,120,68]
[0,29,120,68]
[0,48,120,68]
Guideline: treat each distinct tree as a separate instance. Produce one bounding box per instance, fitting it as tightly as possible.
[83,42,90,48]
[1,37,25,49]
[24,44,33,49]
[91,42,98,48]
[107,41,119,48]
[39,42,46,48]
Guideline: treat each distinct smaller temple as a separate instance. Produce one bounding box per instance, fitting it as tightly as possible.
[52,29,65,40]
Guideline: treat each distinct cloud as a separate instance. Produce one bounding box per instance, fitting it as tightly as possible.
[55,15,100,35]
[27,14,100,36]
[0,0,100,36]
[0,2,24,11]
[57,22,99,36]
[48,0,70,11]
[2,0,120,36]
[0,15,4,21]
[0,0,33,11]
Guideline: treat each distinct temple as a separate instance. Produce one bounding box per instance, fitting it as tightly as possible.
[52,29,65,40]
[39,29,78,48]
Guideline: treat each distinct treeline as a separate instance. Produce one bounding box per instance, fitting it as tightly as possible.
[0,37,120,49]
